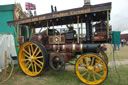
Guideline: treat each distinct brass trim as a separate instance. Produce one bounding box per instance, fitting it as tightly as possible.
[62,45,65,51]
[74,34,77,38]
[72,44,76,53]
[55,36,59,42]
[53,45,56,51]
[80,44,83,53]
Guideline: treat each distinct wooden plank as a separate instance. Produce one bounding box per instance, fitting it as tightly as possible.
[3,51,7,77]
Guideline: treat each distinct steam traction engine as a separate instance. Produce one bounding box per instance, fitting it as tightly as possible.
[8,2,112,85]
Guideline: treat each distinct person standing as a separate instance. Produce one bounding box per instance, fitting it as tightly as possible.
[121,39,124,47]
[124,39,126,46]
[112,31,121,51]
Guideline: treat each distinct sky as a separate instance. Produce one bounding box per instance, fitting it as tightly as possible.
[0,0,128,31]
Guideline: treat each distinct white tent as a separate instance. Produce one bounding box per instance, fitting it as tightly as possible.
[0,34,17,72]
[121,30,128,34]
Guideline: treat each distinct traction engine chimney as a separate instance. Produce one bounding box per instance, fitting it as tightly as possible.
[84,0,91,6]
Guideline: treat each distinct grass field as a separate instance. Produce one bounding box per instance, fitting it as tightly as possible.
[106,44,128,60]
[1,45,128,85]
[2,65,128,85]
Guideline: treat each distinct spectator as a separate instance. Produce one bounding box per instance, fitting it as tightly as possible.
[114,44,120,51]
[124,39,126,46]
[126,41,128,46]
[121,39,124,47]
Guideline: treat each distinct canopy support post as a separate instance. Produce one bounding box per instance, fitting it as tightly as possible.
[107,10,110,40]
[77,16,80,44]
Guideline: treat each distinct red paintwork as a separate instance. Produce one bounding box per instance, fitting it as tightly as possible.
[121,34,128,41]
[30,30,79,62]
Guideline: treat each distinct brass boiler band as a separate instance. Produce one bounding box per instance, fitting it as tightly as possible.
[51,44,100,53]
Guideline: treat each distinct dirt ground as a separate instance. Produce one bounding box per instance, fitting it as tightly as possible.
[1,45,128,85]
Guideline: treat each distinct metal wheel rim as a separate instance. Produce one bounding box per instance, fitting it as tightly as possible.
[75,53,108,85]
[19,42,44,76]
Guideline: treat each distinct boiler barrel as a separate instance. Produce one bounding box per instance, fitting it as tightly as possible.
[51,44,100,53]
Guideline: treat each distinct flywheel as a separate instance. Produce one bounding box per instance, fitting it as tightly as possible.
[49,52,65,71]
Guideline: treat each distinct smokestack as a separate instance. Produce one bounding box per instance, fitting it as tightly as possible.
[84,0,91,7]
[34,10,37,16]
[54,6,57,12]
[51,5,54,13]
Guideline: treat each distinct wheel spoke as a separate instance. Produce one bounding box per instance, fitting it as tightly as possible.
[25,61,30,67]
[21,59,29,61]
[35,50,41,57]
[82,57,89,67]
[82,63,87,67]
[36,60,43,66]
[23,53,30,58]
[86,59,89,67]
[87,72,91,81]
[96,59,102,65]
[81,71,88,77]
[33,61,42,69]
[33,47,38,56]
[30,44,33,54]
[23,49,31,56]
[34,63,37,72]
[95,68,104,72]
[92,73,97,81]
[94,62,100,69]
[95,60,101,67]
[28,45,31,56]
[94,62,98,67]
[36,56,44,59]
[91,57,95,66]
[94,72,103,78]
[27,63,32,70]
[31,62,34,72]
[83,58,86,64]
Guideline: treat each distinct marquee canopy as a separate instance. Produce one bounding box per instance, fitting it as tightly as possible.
[7,2,111,28]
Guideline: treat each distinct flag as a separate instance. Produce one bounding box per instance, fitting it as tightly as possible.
[25,2,36,10]
[33,4,36,10]
[30,3,36,10]
[25,2,30,10]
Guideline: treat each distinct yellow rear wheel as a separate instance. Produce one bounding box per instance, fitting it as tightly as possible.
[98,51,108,64]
[18,41,48,76]
[75,53,108,85]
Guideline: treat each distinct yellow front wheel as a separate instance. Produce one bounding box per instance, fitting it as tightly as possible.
[75,53,108,85]
[18,41,48,76]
